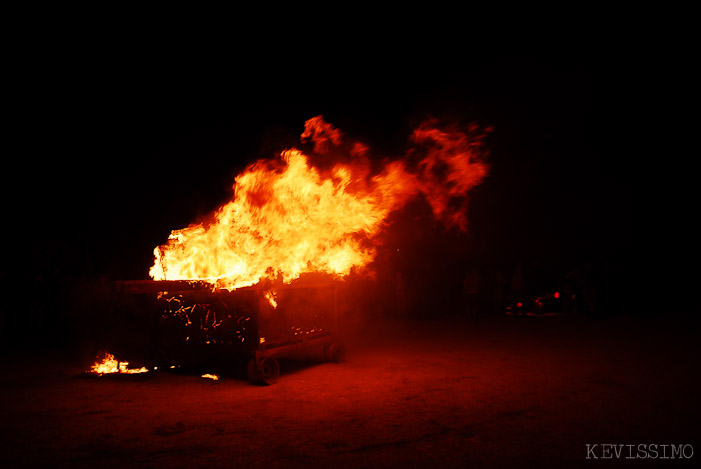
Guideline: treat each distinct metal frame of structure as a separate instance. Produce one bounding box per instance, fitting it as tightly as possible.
[114,280,345,384]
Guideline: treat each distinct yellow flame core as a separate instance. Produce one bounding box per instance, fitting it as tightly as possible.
[149,118,488,290]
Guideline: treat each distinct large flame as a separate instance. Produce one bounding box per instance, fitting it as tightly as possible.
[149,117,488,290]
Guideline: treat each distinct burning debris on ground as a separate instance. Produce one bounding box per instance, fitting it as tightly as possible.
[89,352,148,375]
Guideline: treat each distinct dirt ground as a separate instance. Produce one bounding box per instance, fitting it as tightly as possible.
[1,314,699,468]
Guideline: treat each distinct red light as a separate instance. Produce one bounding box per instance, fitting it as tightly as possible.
[516,302,523,308]
[554,292,560,299]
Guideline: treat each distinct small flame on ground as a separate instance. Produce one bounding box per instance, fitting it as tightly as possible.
[90,353,149,375]
[201,373,220,381]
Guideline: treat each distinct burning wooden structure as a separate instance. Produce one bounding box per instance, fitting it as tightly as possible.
[114,278,345,384]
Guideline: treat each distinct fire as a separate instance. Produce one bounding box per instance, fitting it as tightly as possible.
[264,290,278,309]
[90,353,148,375]
[150,117,488,290]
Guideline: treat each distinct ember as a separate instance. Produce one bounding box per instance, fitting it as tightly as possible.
[149,116,488,291]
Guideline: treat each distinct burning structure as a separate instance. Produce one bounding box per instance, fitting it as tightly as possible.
[114,277,343,384]
[109,116,489,384]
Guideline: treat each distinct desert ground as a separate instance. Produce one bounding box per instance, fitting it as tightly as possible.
[1,313,699,468]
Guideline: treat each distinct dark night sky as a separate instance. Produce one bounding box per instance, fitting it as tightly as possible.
[14,51,617,262]
[9,38,687,310]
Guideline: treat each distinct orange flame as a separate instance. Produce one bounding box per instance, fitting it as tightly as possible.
[149,117,488,290]
[90,353,148,375]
